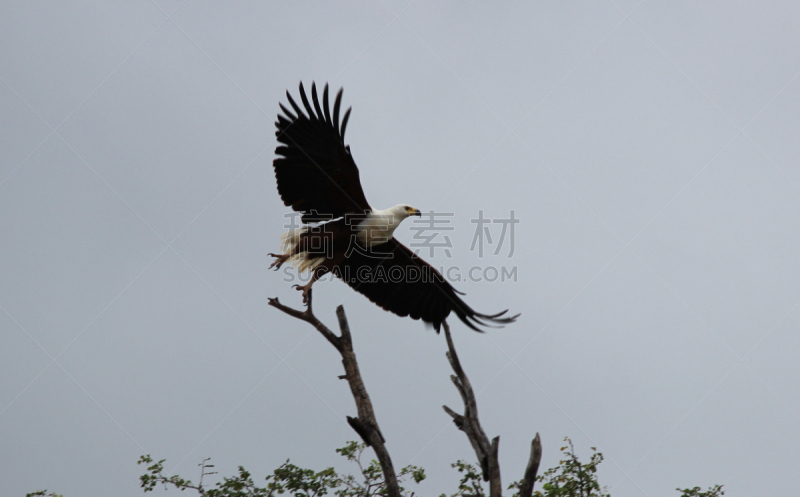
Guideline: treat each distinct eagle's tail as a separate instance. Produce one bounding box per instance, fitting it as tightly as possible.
[439,301,520,333]
[279,228,326,273]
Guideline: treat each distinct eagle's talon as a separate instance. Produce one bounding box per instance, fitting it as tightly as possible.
[292,282,313,303]
[269,252,291,270]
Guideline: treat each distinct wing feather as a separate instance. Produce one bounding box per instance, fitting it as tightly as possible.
[337,239,519,332]
[279,103,296,121]
[311,83,324,123]
[285,90,305,119]
[274,82,371,222]
[322,85,331,125]
[340,107,352,140]
[299,82,314,116]
[332,89,343,135]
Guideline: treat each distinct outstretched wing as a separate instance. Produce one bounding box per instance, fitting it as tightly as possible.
[337,239,519,332]
[274,82,371,223]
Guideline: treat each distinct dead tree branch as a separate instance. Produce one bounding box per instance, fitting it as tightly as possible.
[441,320,501,497]
[268,290,400,497]
[517,433,542,497]
[442,320,541,497]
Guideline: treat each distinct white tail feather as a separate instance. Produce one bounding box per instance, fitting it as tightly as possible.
[279,228,325,273]
[280,228,303,252]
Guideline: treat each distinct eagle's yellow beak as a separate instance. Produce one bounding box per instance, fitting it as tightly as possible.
[408,207,422,217]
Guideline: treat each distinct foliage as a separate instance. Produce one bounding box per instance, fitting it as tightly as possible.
[439,460,485,497]
[139,455,200,493]
[137,441,424,497]
[335,440,425,497]
[676,485,725,497]
[516,437,609,497]
[32,437,726,497]
[508,436,724,497]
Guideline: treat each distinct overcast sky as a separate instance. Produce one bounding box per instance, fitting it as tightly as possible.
[2,2,800,496]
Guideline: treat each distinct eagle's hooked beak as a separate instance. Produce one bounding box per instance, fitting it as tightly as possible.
[410,208,422,217]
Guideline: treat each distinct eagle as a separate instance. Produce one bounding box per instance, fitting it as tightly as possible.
[269,82,518,332]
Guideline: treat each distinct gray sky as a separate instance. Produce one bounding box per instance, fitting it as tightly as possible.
[2,2,800,496]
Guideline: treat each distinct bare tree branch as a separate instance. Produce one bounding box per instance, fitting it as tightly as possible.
[271,292,540,497]
[441,320,501,497]
[268,291,400,497]
[517,433,542,497]
[268,289,341,349]
[442,321,541,497]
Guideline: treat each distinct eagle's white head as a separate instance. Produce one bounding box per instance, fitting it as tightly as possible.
[390,204,422,219]
[358,204,421,247]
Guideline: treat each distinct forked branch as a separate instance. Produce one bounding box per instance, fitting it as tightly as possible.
[270,292,540,497]
[441,320,541,497]
[268,290,400,497]
[441,320,501,497]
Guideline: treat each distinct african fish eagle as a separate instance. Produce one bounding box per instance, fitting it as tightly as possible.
[269,82,518,332]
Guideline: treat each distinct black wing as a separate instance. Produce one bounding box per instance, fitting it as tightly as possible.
[274,82,371,223]
[337,239,518,332]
